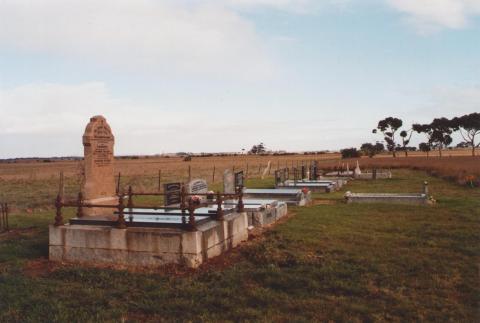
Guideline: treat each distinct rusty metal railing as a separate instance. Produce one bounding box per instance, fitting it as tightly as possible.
[54,185,245,232]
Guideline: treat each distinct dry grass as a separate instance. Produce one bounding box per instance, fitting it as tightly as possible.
[0,151,478,211]
[320,156,480,187]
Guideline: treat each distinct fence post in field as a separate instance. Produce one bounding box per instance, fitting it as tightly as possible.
[54,194,63,226]
[158,170,162,192]
[246,163,249,179]
[258,164,261,174]
[58,171,64,200]
[188,165,191,183]
[5,203,8,231]
[212,166,216,183]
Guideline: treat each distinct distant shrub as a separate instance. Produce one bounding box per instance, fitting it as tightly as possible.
[341,148,361,159]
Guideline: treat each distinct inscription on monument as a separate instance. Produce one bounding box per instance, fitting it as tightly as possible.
[187,179,208,195]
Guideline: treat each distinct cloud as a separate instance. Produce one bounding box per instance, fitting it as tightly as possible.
[0,82,186,135]
[228,0,316,13]
[388,0,480,34]
[0,81,368,157]
[0,0,273,80]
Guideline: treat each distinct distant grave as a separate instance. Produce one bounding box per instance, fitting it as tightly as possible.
[243,188,311,206]
[345,182,433,205]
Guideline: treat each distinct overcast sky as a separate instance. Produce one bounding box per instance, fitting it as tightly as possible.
[1,0,479,158]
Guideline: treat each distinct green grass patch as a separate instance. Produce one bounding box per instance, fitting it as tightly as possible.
[0,170,478,321]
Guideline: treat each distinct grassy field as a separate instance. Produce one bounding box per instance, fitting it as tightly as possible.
[1,153,479,211]
[0,169,478,322]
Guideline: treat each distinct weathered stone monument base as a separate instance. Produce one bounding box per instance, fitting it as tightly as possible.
[49,212,248,268]
[247,202,288,227]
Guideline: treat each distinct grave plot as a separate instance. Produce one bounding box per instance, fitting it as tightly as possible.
[279,180,336,192]
[50,186,249,268]
[224,198,288,228]
[345,182,433,205]
[353,170,392,180]
[49,116,250,269]
[243,188,311,206]
[274,168,338,192]
[318,177,349,188]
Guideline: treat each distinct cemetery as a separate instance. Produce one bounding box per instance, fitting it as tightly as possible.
[47,116,436,268]
[1,115,477,321]
[2,3,479,319]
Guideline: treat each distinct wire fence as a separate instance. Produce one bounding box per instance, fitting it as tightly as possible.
[0,159,331,211]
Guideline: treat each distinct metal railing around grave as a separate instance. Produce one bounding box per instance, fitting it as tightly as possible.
[0,203,9,233]
[53,186,245,232]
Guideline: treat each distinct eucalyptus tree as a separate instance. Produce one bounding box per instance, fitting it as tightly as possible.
[373,117,403,157]
[413,118,453,158]
[399,129,414,157]
[451,113,480,156]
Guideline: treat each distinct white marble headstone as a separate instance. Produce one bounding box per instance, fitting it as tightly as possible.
[223,169,235,194]
[187,179,208,195]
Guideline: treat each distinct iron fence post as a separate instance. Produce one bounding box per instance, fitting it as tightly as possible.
[54,194,64,226]
[116,194,127,229]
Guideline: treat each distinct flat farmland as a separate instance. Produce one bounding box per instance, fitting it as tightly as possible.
[0,151,479,211]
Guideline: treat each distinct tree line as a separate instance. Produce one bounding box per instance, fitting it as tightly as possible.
[342,112,479,159]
